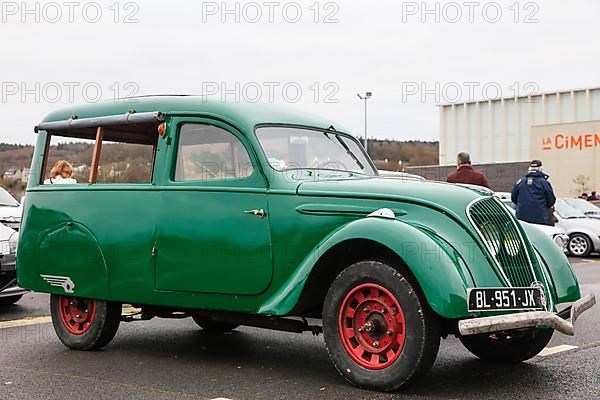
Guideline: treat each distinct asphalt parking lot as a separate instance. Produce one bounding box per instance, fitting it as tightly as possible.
[1,257,599,400]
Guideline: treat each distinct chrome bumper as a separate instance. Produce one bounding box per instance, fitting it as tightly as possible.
[459,293,596,336]
[0,285,28,298]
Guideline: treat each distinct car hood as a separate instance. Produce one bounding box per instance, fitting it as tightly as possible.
[296,177,483,219]
[558,217,600,233]
[521,221,565,236]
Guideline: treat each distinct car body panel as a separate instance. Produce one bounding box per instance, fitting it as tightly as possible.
[16,97,584,322]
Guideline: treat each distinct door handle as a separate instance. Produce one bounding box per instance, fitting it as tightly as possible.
[244,209,266,218]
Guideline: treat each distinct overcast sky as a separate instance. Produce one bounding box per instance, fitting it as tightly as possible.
[1,0,599,144]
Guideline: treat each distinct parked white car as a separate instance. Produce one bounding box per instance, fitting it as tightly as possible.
[495,193,569,252]
[0,222,24,305]
[377,170,426,182]
[0,187,22,231]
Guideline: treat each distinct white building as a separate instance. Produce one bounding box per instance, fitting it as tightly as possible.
[439,87,600,195]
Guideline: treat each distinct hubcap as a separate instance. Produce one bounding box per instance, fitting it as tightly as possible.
[337,283,406,370]
[58,296,96,335]
[569,236,588,255]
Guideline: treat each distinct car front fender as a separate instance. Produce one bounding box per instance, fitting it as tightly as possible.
[521,223,581,304]
[258,216,475,318]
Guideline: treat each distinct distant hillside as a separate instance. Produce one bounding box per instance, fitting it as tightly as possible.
[367,139,439,169]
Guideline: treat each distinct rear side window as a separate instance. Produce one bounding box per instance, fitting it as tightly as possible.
[43,136,155,184]
[40,119,160,185]
[174,124,254,182]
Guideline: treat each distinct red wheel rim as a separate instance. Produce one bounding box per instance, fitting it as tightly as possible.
[58,296,96,335]
[337,283,406,370]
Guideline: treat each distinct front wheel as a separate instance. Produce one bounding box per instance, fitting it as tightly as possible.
[459,328,553,363]
[50,295,121,350]
[568,234,592,257]
[323,261,440,392]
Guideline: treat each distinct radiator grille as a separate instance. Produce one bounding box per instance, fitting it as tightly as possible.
[468,197,536,287]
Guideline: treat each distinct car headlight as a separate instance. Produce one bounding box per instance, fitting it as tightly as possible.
[552,234,567,251]
[480,222,521,257]
[8,231,18,255]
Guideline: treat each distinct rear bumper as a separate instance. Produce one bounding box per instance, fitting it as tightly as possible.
[458,293,596,336]
[0,285,28,298]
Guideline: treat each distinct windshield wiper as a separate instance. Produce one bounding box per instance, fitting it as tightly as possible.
[327,133,365,171]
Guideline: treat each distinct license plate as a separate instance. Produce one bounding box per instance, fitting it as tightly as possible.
[468,287,544,312]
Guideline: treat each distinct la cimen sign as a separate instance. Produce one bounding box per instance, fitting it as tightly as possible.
[542,132,600,151]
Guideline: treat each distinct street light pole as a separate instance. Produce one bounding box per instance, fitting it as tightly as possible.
[356,92,372,154]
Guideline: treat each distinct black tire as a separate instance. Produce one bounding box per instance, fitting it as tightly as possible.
[459,328,553,363]
[192,315,238,334]
[0,295,23,306]
[568,233,593,257]
[323,261,440,392]
[50,295,121,350]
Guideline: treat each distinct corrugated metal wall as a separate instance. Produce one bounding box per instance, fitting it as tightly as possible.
[440,87,600,164]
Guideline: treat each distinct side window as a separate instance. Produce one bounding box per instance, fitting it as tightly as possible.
[175,124,254,182]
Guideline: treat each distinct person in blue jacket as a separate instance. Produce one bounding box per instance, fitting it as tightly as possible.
[511,160,556,226]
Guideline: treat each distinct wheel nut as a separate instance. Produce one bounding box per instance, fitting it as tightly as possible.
[358,327,364,333]
[381,308,386,314]
[387,329,393,336]
[373,341,379,348]
[363,307,370,313]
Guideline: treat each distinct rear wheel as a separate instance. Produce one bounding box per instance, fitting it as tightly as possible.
[192,316,238,334]
[323,261,440,392]
[0,295,23,305]
[50,295,121,350]
[459,328,553,362]
[568,233,592,257]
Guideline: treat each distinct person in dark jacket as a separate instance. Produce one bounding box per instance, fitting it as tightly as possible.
[446,152,490,188]
[511,160,556,226]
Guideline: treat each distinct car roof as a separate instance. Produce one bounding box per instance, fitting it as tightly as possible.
[38,95,346,135]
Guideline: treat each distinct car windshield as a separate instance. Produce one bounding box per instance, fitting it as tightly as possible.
[255,126,376,176]
[0,188,19,207]
[562,197,600,215]
[555,198,587,219]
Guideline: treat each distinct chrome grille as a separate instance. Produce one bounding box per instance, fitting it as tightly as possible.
[468,197,536,287]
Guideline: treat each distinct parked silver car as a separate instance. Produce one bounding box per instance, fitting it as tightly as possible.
[562,197,600,220]
[0,223,25,305]
[0,187,22,231]
[554,199,600,257]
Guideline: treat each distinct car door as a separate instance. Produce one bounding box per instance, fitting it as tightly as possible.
[155,118,273,295]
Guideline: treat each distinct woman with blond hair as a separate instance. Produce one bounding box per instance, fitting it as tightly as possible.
[44,160,77,184]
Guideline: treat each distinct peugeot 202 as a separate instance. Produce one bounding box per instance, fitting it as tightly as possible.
[17,96,595,391]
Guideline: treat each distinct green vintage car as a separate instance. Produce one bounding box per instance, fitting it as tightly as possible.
[17,96,595,391]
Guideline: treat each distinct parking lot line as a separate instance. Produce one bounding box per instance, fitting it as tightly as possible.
[0,307,140,330]
[538,345,578,356]
[0,316,52,330]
